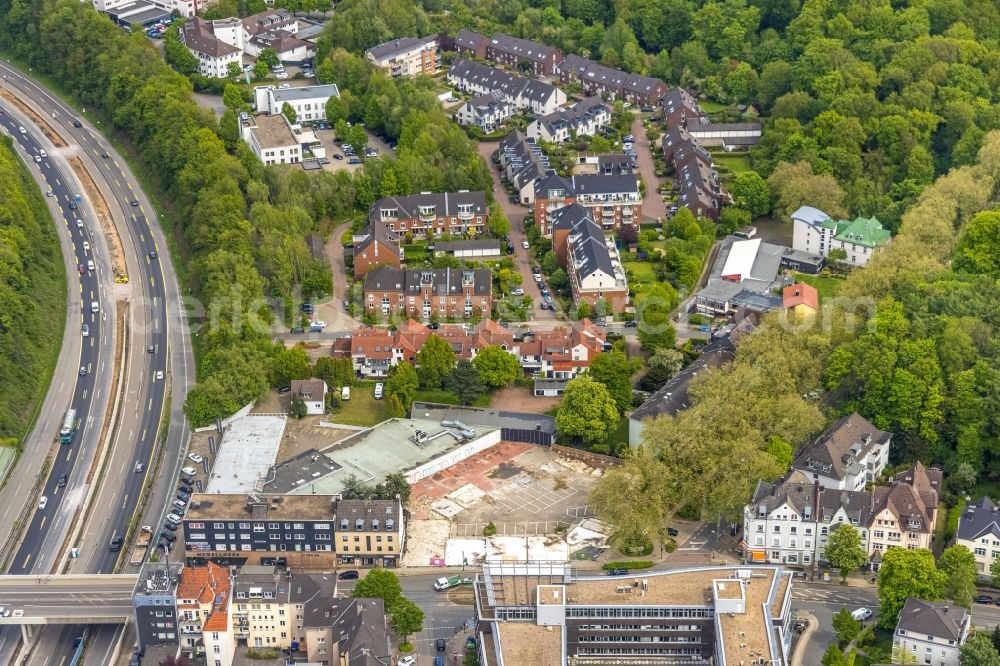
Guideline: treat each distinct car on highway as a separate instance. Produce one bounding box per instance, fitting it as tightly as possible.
[68,201,77,210]
[87,260,95,271]
[34,155,41,163]
[181,466,196,476]
[57,474,67,487]
[77,263,85,275]
[109,535,124,551]
[45,190,53,197]
[79,366,87,376]
[82,324,89,336]
[155,370,164,381]
[101,151,109,158]
[17,126,25,134]
[149,250,157,259]
[338,570,360,580]
[37,496,47,510]
[39,149,47,158]
[133,462,145,473]
[189,453,204,464]
[82,240,90,252]
[130,199,139,207]
[72,119,82,128]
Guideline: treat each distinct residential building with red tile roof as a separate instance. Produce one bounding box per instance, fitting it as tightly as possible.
[176,562,236,663]
[518,320,607,379]
[782,283,819,317]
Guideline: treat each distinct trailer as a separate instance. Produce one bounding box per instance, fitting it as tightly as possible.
[129,526,153,566]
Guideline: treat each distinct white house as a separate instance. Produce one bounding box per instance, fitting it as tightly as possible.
[790,413,891,491]
[290,378,327,415]
[893,599,969,666]
[791,206,892,268]
[253,84,340,123]
[955,496,1000,577]
[180,19,242,79]
[526,97,611,143]
[240,113,319,165]
[455,92,518,133]
[447,58,565,116]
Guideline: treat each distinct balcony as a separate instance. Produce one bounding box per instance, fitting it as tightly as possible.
[457,209,474,220]
[418,209,437,222]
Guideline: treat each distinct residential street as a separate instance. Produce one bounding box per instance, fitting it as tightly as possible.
[477,140,559,322]
[631,115,667,222]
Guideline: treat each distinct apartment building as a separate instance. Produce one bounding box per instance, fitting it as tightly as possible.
[230,565,336,656]
[533,172,641,236]
[455,91,519,133]
[252,84,341,123]
[239,113,306,165]
[474,562,794,666]
[956,496,1000,577]
[518,320,606,379]
[352,221,401,278]
[182,494,338,569]
[743,462,940,568]
[791,206,892,268]
[448,59,566,116]
[557,54,668,106]
[661,125,722,219]
[496,130,550,204]
[550,204,628,311]
[133,562,182,653]
[527,97,611,144]
[485,32,562,76]
[176,562,237,665]
[363,267,493,319]
[180,19,242,78]
[790,413,891,491]
[335,498,405,567]
[893,599,969,666]
[365,36,440,77]
[369,191,489,236]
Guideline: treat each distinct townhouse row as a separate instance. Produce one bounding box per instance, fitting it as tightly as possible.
[333,318,608,380]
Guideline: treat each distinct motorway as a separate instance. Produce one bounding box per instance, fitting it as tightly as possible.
[0,63,194,665]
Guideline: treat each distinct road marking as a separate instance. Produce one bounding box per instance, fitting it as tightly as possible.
[66,448,72,462]
[82,389,88,400]
[148,399,153,411]
[141,428,147,440]
[121,496,129,510]
[95,388,101,400]
[21,553,31,569]
[39,516,47,529]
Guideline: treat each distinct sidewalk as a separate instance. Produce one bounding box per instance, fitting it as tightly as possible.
[789,610,818,666]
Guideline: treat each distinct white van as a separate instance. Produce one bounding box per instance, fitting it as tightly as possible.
[374,382,384,400]
[91,301,99,313]
[341,386,351,401]
[851,608,873,622]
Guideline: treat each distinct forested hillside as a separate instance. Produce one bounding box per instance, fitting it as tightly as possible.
[0,136,66,443]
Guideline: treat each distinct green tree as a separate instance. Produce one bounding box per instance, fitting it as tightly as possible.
[954,210,1000,280]
[635,283,678,353]
[588,351,641,414]
[577,301,591,320]
[390,598,425,641]
[821,644,847,666]
[325,95,347,126]
[940,545,978,608]
[487,206,510,237]
[767,161,847,220]
[825,524,867,582]
[556,375,620,444]
[223,83,243,111]
[876,548,946,629]
[164,25,199,75]
[269,345,312,387]
[387,361,419,411]
[415,335,457,389]
[281,102,298,125]
[446,360,486,405]
[257,47,280,68]
[496,268,523,294]
[592,448,673,553]
[373,472,411,504]
[730,171,771,217]
[991,554,1000,590]
[219,108,240,152]
[831,607,861,645]
[960,633,1000,666]
[226,61,243,79]
[388,392,405,417]
[313,357,355,389]
[290,394,308,418]
[473,345,520,388]
[252,60,269,80]
[352,568,403,607]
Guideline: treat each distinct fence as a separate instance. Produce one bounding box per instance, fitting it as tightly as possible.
[552,444,623,469]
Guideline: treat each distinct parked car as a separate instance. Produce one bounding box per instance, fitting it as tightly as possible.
[275,71,289,80]
[290,326,304,334]
[532,266,541,275]
[160,531,177,542]
[666,527,679,537]
[397,658,416,666]
[624,320,638,328]
[188,453,204,464]
[976,594,994,604]
[511,288,524,296]
[851,608,873,622]
[181,466,196,476]
[338,570,360,580]
[374,383,384,400]
[521,239,530,249]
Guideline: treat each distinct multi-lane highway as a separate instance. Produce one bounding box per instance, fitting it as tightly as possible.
[0,62,194,664]
[0,114,113,577]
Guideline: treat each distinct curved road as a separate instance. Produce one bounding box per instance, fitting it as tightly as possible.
[0,63,194,665]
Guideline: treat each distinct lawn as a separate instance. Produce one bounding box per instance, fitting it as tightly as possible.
[328,383,394,427]
[712,153,752,174]
[622,258,658,295]
[699,100,731,113]
[401,241,430,264]
[413,388,492,407]
[792,272,844,301]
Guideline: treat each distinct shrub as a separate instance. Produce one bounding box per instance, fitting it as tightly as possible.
[602,560,654,570]
[483,522,497,537]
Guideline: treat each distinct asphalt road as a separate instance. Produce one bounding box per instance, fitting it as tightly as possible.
[0,62,194,665]
[0,115,111,577]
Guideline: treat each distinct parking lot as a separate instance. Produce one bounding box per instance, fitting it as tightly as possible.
[307,126,395,174]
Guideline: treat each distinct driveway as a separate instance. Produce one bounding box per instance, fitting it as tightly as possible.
[631,115,667,223]
[309,220,360,332]
[477,140,559,322]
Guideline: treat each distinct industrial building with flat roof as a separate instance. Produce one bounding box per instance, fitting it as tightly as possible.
[474,563,794,666]
[262,417,502,496]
